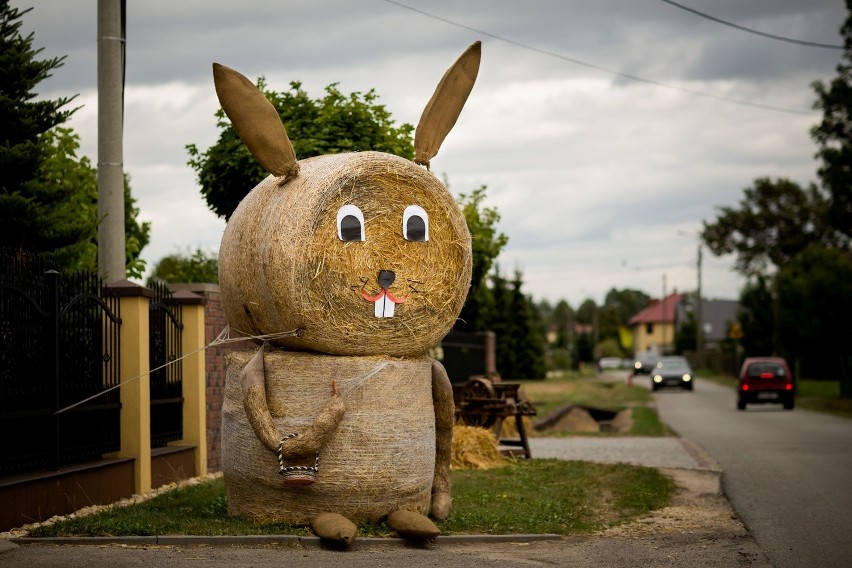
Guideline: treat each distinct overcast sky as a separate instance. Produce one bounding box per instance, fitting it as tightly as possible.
[14,0,847,308]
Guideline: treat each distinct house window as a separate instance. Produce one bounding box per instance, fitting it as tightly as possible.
[646,323,654,335]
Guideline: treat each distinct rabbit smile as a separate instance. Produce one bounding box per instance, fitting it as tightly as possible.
[359,270,410,318]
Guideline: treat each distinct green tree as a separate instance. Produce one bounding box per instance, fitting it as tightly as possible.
[151,248,219,284]
[550,299,574,349]
[0,5,149,276]
[0,1,76,254]
[811,0,852,242]
[187,80,415,220]
[575,298,597,325]
[701,177,835,277]
[455,185,509,332]
[737,276,775,358]
[32,127,150,277]
[777,245,852,393]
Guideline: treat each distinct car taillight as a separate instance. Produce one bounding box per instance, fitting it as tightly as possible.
[742,384,749,391]
[785,384,793,391]
[760,372,774,379]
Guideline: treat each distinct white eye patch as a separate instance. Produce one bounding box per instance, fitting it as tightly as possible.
[403,205,428,242]
[337,204,365,241]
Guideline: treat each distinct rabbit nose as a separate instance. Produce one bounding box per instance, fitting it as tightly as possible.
[378,270,396,289]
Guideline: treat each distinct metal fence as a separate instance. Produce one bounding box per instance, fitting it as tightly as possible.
[0,250,122,477]
[148,280,183,448]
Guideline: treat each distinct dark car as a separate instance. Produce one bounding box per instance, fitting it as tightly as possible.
[632,352,659,375]
[651,356,694,391]
[737,357,795,410]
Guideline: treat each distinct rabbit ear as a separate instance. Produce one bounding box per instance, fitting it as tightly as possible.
[213,63,299,179]
[414,41,481,169]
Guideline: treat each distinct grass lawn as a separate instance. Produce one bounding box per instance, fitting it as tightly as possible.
[28,460,675,538]
[24,371,678,539]
[516,372,668,436]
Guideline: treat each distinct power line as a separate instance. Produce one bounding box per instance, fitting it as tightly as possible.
[661,0,844,50]
[381,0,816,116]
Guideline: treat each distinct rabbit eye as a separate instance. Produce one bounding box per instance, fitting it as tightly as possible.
[337,204,365,241]
[403,205,429,242]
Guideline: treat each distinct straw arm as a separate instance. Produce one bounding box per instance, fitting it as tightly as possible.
[430,358,454,520]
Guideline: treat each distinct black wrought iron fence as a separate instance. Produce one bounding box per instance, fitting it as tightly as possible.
[148,280,183,448]
[0,249,121,477]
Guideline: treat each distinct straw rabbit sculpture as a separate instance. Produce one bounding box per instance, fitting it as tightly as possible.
[214,42,480,544]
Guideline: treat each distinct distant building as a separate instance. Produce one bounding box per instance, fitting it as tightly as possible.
[676,297,740,352]
[628,292,682,355]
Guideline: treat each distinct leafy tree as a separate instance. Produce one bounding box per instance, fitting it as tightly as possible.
[811,0,852,242]
[151,247,219,284]
[550,299,574,349]
[701,177,835,277]
[575,298,597,325]
[777,245,852,393]
[455,185,508,332]
[32,127,150,277]
[604,288,651,324]
[737,275,775,358]
[0,1,76,254]
[187,80,415,220]
[482,268,545,380]
[0,5,149,276]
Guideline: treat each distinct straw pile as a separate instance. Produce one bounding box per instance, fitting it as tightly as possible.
[218,151,472,358]
[451,425,505,470]
[222,349,437,524]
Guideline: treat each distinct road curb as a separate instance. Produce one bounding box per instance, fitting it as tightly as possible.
[8,533,563,548]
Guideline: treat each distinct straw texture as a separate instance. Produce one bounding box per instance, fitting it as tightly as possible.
[222,349,437,524]
[218,151,472,358]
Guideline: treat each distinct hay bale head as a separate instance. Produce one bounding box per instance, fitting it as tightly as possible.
[222,350,436,524]
[218,151,472,357]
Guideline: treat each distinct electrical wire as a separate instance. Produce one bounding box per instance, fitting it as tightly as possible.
[661,0,844,50]
[381,0,817,116]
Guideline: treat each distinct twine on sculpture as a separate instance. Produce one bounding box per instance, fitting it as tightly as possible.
[53,325,299,415]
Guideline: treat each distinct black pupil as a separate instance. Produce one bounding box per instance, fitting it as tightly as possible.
[407,216,426,241]
[340,215,362,241]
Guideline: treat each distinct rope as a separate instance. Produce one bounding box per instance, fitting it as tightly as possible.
[53,325,299,415]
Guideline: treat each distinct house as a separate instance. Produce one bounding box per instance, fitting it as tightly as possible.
[676,297,740,352]
[628,292,682,355]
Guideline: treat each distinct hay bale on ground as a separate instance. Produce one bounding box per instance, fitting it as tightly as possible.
[451,425,505,470]
[552,406,600,433]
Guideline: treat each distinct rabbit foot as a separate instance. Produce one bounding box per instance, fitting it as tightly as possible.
[386,509,440,540]
[311,512,358,546]
[430,491,452,521]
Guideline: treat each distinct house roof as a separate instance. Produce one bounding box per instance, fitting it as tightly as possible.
[629,293,682,325]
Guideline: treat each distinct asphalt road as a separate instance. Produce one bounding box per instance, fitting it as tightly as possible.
[648,375,852,568]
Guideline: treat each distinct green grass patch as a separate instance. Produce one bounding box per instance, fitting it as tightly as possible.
[629,406,669,437]
[519,376,652,419]
[29,460,675,538]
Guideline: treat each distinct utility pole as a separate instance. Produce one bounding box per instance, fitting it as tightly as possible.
[696,245,704,369]
[661,274,667,354]
[97,0,126,281]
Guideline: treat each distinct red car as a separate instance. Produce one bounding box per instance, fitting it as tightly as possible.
[737,357,795,410]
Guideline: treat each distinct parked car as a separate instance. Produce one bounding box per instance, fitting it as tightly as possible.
[632,352,659,375]
[598,357,623,370]
[737,357,795,410]
[651,356,694,391]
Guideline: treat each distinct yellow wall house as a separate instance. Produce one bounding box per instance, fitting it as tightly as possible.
[629,292,682,355]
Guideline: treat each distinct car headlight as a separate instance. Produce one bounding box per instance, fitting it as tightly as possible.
[634,362,641,369]
[682,374,692,382]
[653,375,662,383]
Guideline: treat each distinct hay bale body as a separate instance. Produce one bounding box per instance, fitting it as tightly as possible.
[222,350,436,524]
[218,152,472,358]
